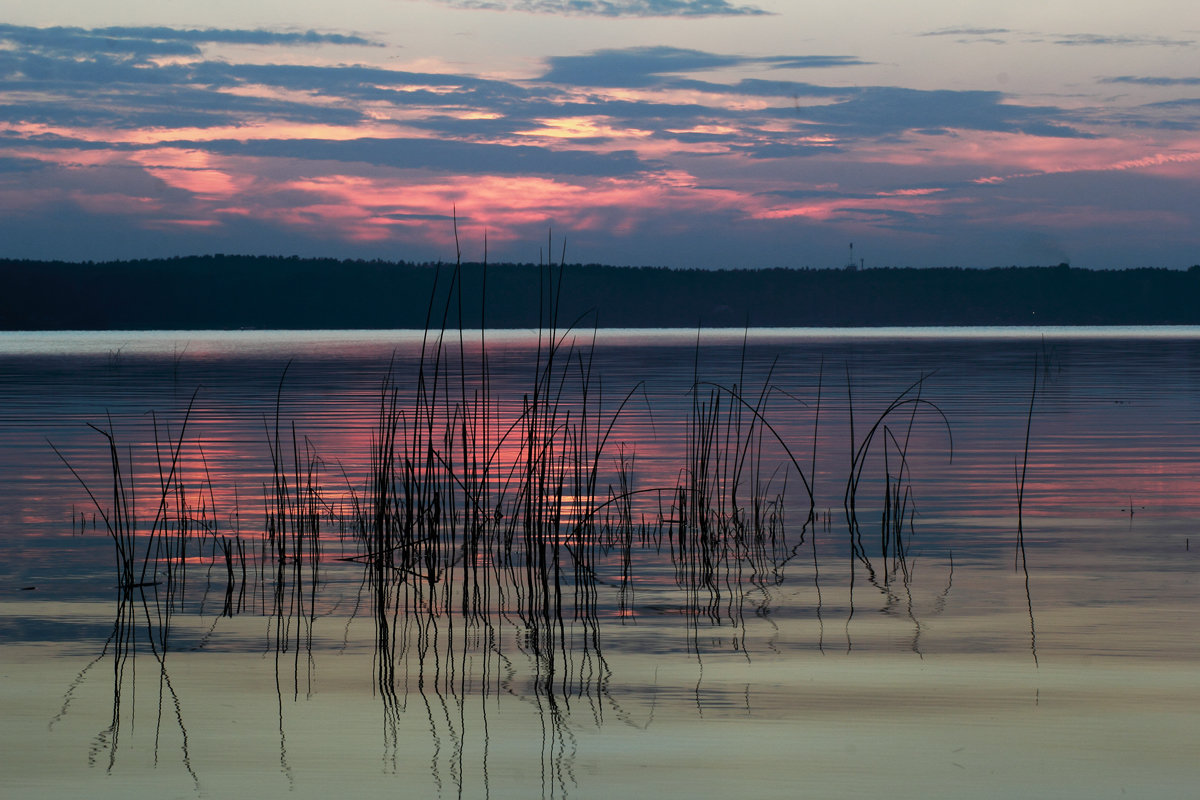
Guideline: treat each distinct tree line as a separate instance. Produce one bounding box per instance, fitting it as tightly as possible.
[4,255,1200,329]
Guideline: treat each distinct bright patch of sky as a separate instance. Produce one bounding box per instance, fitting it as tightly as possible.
[2,0,1198,267]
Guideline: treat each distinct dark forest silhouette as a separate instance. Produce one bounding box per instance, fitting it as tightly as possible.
[4,256,1200,329]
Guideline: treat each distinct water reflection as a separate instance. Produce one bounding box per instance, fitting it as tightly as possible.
[46,326,834,794]
[52,584,198,789]
[13,328,1200,795]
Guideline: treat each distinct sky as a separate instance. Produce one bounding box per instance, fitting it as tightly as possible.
[2,1,1198,268]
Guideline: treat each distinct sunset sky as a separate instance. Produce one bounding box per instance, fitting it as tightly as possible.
[2,1,1198,268]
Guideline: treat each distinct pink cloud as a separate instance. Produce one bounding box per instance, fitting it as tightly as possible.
[975,148,1200,185]
[141,166,245,198]
[245,171,754,246]
[754,191,963,223]
[840,129,1200,184]
[146,218,223,228]
[5,106,1198,263]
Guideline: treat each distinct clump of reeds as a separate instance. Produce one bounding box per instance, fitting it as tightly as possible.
[50,393,208,784]
[658,332,819,643]
[57,225,980,732]
[843,372,952,582]
[50,390,203,593]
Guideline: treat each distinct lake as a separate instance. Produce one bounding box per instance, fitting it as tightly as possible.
[1,327,1198,798]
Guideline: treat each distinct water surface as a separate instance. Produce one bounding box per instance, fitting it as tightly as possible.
[1,327,1198,798]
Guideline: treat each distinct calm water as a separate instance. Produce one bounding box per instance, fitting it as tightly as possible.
[1,327,1198,798]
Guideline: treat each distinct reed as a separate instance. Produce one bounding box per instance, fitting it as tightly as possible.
[1015,357,1036,568]
[1016,355,1039,665]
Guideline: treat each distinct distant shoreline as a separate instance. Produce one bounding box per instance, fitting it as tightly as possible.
[5,256,1200,330]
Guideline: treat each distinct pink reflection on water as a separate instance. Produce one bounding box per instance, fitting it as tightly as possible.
[9,332,1200,582]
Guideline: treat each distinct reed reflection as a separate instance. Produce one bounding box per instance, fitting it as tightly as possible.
[51,583,198,788]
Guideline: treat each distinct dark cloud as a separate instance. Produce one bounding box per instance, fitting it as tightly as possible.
[539,46,865,88]
[0,132,119,150]
[0,24,1116,185]
[192,61,535,107]
[795,87,1091,138]
[732,142,836,159]
[1049,33,1194,47]
[0,78,367,129]
[0,127,654,178]
[667,77,851,99]
[0,23,199,59]
[919,28,1197,49]
[766,187,871,200]
[0,49,190,84]
[0,35,532,132]
[1132,97,1200,131]
[427,0,767,17]
[381,212,461,221]
[915,27,1010,45]
[0,159,198,207]
[541,47,752,87]
[193,56,855,141]
[400,115,538,138]
[1106,96,1200,131]
[1145,97,1200,108]
[0,28,386,129]
[919,27,1011,37]
[0,23,375,60]
[93,26,377,47]
[0,156,49,173]
[165,137,651,177]
[589,78,1090,154]
[1101,75,1200,86]
[0,30,1096,155]
[765,56,870,69]
[839,207,933,228]
[654,130,733,145]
